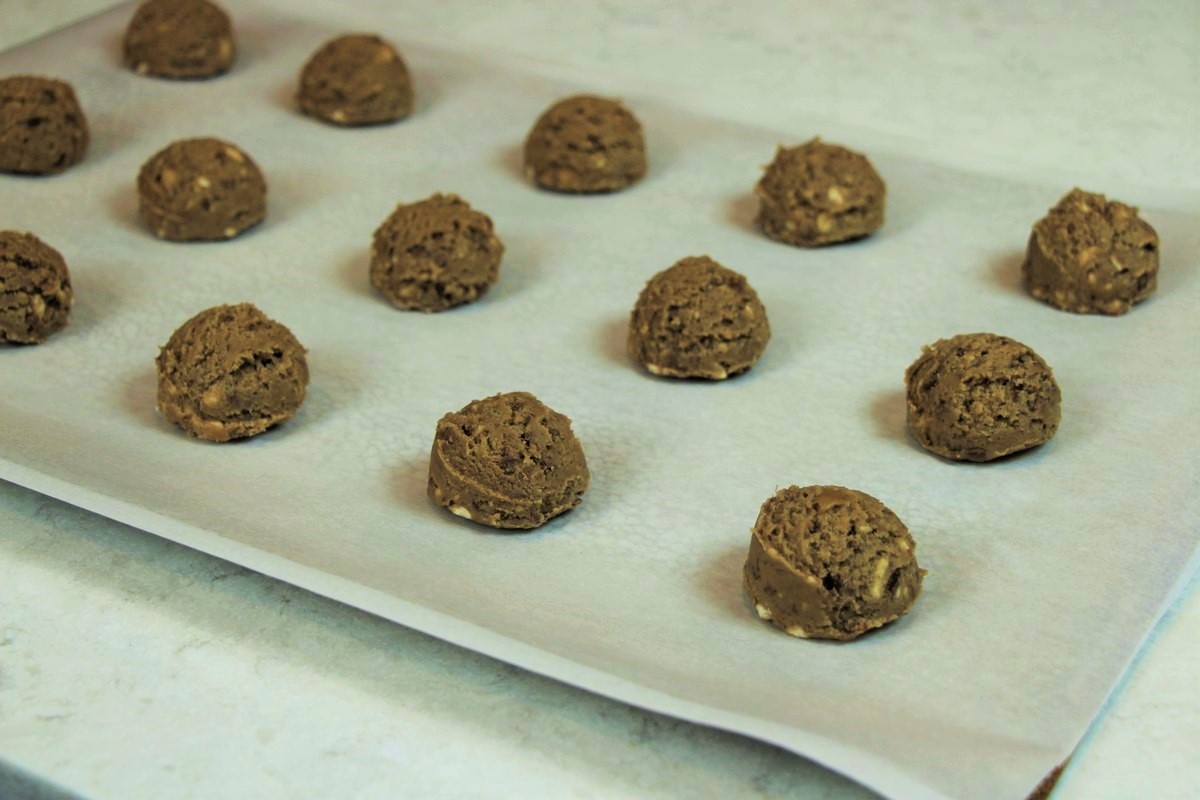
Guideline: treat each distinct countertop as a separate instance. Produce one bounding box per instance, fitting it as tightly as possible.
[1,2,1197,798]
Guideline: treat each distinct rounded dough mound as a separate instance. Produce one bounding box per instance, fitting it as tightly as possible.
[1022,188,1158,316]
[297,34,413,126]
[0,231,73,344]
[137,137,267,242]
[428,392,590,530]
[370,193,504,312]
[627,255,770,380]
[523,95,646,193]
[755,138,885,247]
[905,332,1061,462]
[0,76,89,175]
[743,485,925,641]
[123,0,235,79]
[156,303,308,442]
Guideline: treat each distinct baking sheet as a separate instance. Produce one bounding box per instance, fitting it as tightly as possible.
[1,3,1198,799]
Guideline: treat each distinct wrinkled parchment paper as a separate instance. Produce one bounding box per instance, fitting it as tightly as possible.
[1,4,1198,798]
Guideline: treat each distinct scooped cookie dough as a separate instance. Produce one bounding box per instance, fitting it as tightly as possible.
[0,76,89,175]
[755,138,885,247]
[523,95,646,193]
[0,231,73,344]
[1022,188,1159,315]
[297,34,413,126]
[156,303,308,442]
[744,485,925,641]
[428,392,589,530]
[370,193,504,312]
[627,255,770,380]
[137,138,267,241]
[906,332,1061,462]
[123,0,235,79]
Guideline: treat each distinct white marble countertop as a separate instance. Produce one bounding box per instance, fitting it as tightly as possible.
[1,2,1197,798]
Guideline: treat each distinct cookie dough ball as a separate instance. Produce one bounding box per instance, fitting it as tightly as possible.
[0,76,89,175]
[137,138,266,242]
[744,486,925,641]
[755,138,885,247]
[627,256,770,380]
[156,303,308,442]
[0,231,73,344]
[428,392,589,530]
[297,35,413,126]
[523,95,646,193]
[123,0,235,79]
[370,193,503,312]
[1022,188,1159,315]
[905,332,1061,462]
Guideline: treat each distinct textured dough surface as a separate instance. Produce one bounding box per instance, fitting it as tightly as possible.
[370,193,503,312]
[137,138,267,242]
[297,34,413,126]
[0,76,89,175]
[905,332,1061,462]
[627,255,770,380]
[523,95,646,193]
[743,485,925,641]
[123,0,235,79]
[755,138,885,247]
[0,231,73,344]
[1022,188,1159,315]
[428,392,589,530]
[156,303,308,442]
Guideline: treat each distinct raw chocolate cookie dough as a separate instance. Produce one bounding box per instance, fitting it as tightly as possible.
[137,138,266,241]
[906,332,1061,462]
[156,303,308,442]
[370,193,503,312]
[297,34,413,126]
[1022,188,1159,315]
[0,76,89,175]
[744,486,925,641]
[0,231,73,344]
[428,392,589,530]
[755,138,885,247]
[523,95,646,193]
[628,255,770,380]
[123,0,235,79]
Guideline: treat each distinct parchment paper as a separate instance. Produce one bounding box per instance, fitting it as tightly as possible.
[1,3,1198,798]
